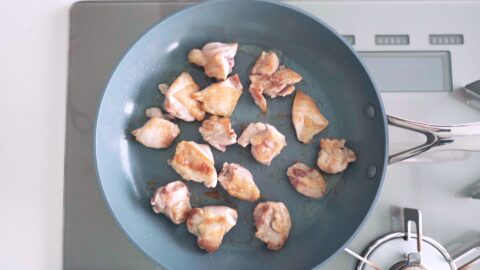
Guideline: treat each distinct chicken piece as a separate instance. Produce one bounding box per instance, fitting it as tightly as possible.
[188,42,238,81]
[317,139,357,174]
[131,117,180,149]
[260,68,302,98]
[237,123,287,166]
[192,74,243,117]
[292,91,329,144]
[170,141,217,188]
[187,206,238,253]
[251,51,279,76]
[145,107,164,118]
[199,116,237,152]
[248,76,268,112]
[253,202,291,251]
[145,107,175,120]
[150,181,191,224]
[249,70,301,99]
[162,72,205,122]
[218,162,260,202]
[249,51,302,112]
[287,163,327,199]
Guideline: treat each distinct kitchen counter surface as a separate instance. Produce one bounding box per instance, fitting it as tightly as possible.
[0,0,74,269]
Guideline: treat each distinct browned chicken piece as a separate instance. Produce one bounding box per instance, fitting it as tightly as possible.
[292,91,329,144]
[237,122,287,166]
[192,74,243,117]
[162,72,205,122]
[253,202,291,251]
[287,163,327,199]
[249,51,302,112]
[188,42,238,81]
[186,206,238,253]
[131,117,180,149]
[248,79,268,112]
[259,68,302,98]
[199,116,237,152]
[150,181,191,224]
[170,141,217,188]
[251,51,279,76]
[317,139,357,174]
[218,162,260,202]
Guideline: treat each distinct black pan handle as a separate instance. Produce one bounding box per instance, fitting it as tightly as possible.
[387,115,480,164]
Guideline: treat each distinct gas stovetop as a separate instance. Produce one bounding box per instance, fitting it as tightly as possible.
[65,1,480,269]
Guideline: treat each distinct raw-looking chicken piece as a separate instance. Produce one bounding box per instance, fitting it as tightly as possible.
[150,181,191,224]
[237,122,287,166]
[187,206,238,253]
[145,107,164,118]
[162,72,205,122]
[287,163,327,199]
[199,116,237,152]
[192,74,243,117]
[249,51,302,112]
[317,138,357,174]
[145,107,175,120]
[292,91,329,144]
[131,116,180,149]
[188,42,238,81]
[218,162,260,202]
[253,202,291,251]
[170,141,218,188]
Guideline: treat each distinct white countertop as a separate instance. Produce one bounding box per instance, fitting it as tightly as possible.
[0,0,73,268]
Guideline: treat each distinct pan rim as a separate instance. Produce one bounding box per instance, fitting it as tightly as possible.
[92,0,389,269]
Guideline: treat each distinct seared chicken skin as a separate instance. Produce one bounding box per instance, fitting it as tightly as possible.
[199,116,237,152]
[317,139,357,174]
[150,181,191,224]
[192,74,243,117]
[186,206,238,253]
[249,51,302,112]
[237,122,287,166]
[188,42,238,81]
[292,91,329,144]
[253,202,291,251]
[162,72,205,122]
[218,162,260,202]
[258,68,302,98]
[170,141,217,188]
[251,51,279,75]
[287,163,327,199]
[131,112,180,149]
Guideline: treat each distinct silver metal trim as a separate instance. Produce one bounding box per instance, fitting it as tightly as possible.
[356,232,455,270]
[452,240,480,270]
[387,115,480,164]
[404,208,423,253]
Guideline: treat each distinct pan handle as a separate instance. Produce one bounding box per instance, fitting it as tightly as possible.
[387,115,480,164]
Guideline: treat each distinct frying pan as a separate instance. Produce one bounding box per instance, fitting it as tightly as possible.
[94,0,480,269]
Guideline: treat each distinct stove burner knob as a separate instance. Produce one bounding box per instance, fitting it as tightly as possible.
[390,253,428,270]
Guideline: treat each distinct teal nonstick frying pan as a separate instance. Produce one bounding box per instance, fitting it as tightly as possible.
[94,1,480,269]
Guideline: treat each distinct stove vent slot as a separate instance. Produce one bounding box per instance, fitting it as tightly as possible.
[430,34,464,45]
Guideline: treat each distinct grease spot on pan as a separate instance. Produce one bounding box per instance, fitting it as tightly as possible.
[366,163,378,179]
[364,103,376,119]
[302,200,322,220]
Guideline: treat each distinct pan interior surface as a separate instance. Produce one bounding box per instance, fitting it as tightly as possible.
[94,1,387,269]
